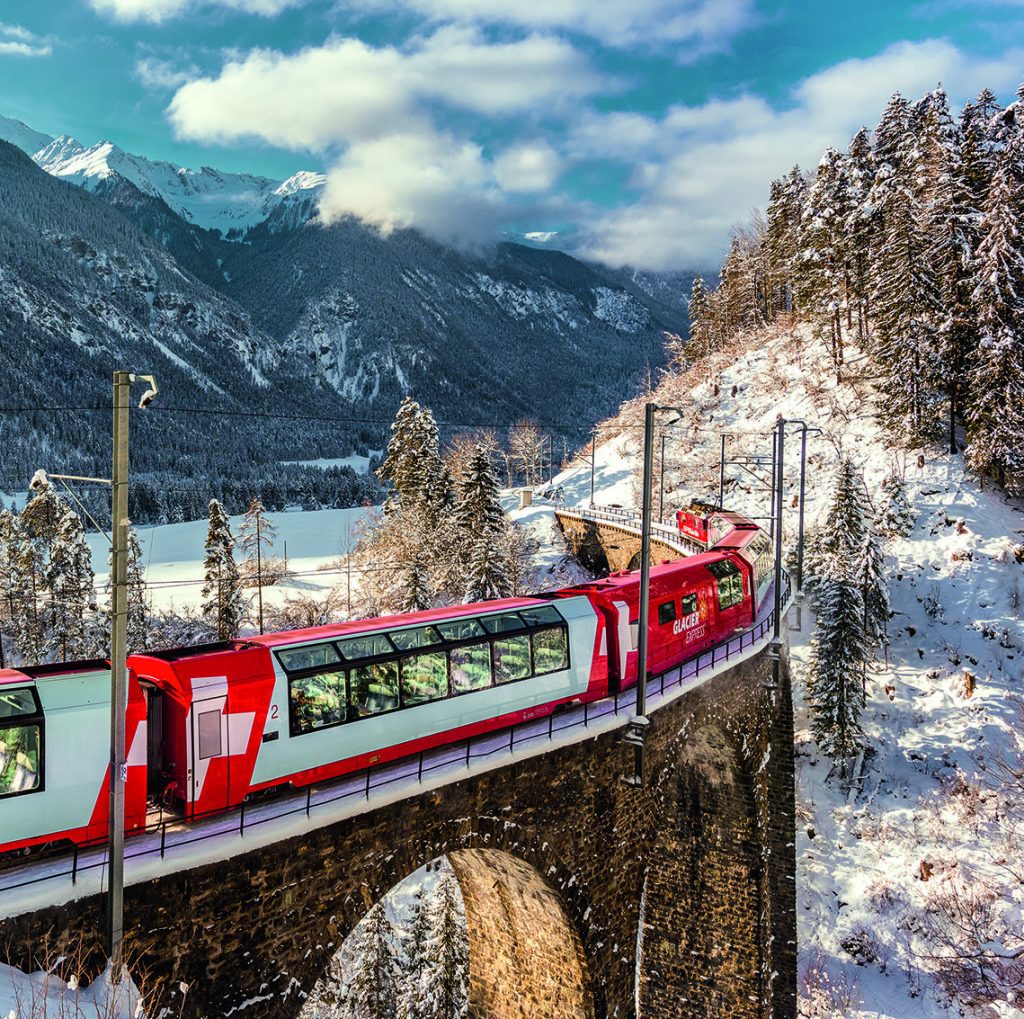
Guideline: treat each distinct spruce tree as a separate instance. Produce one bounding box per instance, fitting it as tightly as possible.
[856,529,890,652]
[46,504,95,662]
[685,275,710,359]
[877,471,915,537]
[412,869,469,1019]
[868,124,941,436]
[455,446,504,538]
[399,555,432,613]
[126,526,148,654]
[202,499,243,640]
[965,125,1024,486]
[346,903,400,1019]
[0,509,19,638]
[845,128,876,342]
[239,497,277,633]
[400,886,433,1019]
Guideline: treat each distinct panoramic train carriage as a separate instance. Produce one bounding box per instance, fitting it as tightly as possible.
[557,549,757,691]
[0,661,148,854]
[128,594,606,819]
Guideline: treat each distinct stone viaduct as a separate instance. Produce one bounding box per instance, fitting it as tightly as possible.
[0,511,797,1019]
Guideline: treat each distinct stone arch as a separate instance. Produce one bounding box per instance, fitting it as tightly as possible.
[448,849,594,1019]
[301,822,597,1019]
[639,723,765,1018]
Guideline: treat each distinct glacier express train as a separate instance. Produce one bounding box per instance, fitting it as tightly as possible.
[0,509,773,856]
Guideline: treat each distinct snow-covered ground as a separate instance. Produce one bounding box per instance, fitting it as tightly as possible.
[568,323,1024,1018]
[0,962,142,1019]
[86,506,375,615]
[280,452,380,473]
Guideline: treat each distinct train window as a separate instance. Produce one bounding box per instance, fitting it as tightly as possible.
[390,625,443,652]
[657,600,677,625]
[450,643,492,693]
[197,710,222,760]
[681,593,699,616]
[0,688,40,720]
[401,651,448,706]
[519,605,563,627]
[350,661,400,717]
[717,573,744,610]
[532,629,568,674]
[0,724,42,796]
[277,643,340,673]
[436,618,485,642]
[493,635,531,684]
[481,613,528,635]
[338,633,395,661]
[289,672,346,734]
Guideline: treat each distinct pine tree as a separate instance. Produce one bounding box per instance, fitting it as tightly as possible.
[399,554,432,613]
[685,275,710,359]
[919,87,979,452]
[454,446,504,538]
[46,504,95,662]
[379,397,444,518]
[845,128,876,342]
[202,499,243,639]
[807,458,873,771]
[856,529,890,651]
[464,537,510,603]
[765,166,807,314]
[965,122,1024,486]
[11,524,43,666]
[412,869,469,1019]
[238,497,277,634]
[868,122,942,436]
[808,562,868,770]
[346,903,400,1019]
[800,147,854,375]
[400,886,433,1019]
[877,471,915,537]
[126,526,148,654]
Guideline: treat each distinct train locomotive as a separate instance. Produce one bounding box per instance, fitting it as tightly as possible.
[0,508,773,856]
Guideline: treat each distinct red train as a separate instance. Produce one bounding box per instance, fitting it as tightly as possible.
[0,510,773,856]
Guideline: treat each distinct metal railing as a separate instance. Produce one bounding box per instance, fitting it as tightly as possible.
[554,505,705,557]
[0,574,792,901]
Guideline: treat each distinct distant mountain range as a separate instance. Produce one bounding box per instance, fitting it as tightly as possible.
[0,112,693,518]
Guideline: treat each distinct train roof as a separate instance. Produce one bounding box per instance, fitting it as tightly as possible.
[249,595,555,650]
[0,659,110,686]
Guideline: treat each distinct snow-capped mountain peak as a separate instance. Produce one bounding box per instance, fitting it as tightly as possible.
[0,113,53,156]
[2,110,326,239]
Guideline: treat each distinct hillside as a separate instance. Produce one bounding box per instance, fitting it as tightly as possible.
[551,323,1024,1018]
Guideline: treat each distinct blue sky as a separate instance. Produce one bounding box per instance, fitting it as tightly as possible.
[2,0,1023,269]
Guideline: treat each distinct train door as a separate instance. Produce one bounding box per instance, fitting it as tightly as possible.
[186,676,231,818]
[140,682,167,804]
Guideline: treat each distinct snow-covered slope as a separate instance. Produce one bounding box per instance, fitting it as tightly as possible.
[558,323,1024,1018]
[32,134,324,237]
[0,113,52,156]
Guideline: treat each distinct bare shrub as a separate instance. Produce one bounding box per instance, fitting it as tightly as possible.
[918,874,1024,1012]
[263,588,348,631]
[798,951,862,1017]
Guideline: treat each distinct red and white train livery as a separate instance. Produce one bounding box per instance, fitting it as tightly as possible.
[0,508,773,856]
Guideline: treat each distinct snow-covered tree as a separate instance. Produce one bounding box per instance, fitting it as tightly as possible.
[456,446,511,603]
[877,471,915,537]
[46,503,95,661]
[202,499,243,639]
[379,397,444,517]
[345,903,400,1019]
[238,496,277,633]
[845,127,876,342]
[685,275,711,359]
[764,166,807,315]
[964,121,1024,486]
[398,554,432,613]
[126,526,148,654]
[856,529,890,652]
[409,869,469,1019]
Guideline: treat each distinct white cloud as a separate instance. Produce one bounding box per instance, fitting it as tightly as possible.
[577,39,1024,271]
[136,57,201,90]
[168,29,603,149]
[90,0,304,23]
[317,127,504,246]
[0,23,51,57]
[493,142,562,193]
[357,0,754,51]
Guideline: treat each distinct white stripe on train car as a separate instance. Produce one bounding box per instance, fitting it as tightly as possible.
[613,601,630,680]
[249,595,599,789]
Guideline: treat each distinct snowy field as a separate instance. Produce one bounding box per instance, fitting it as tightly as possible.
[86,506,376,615]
